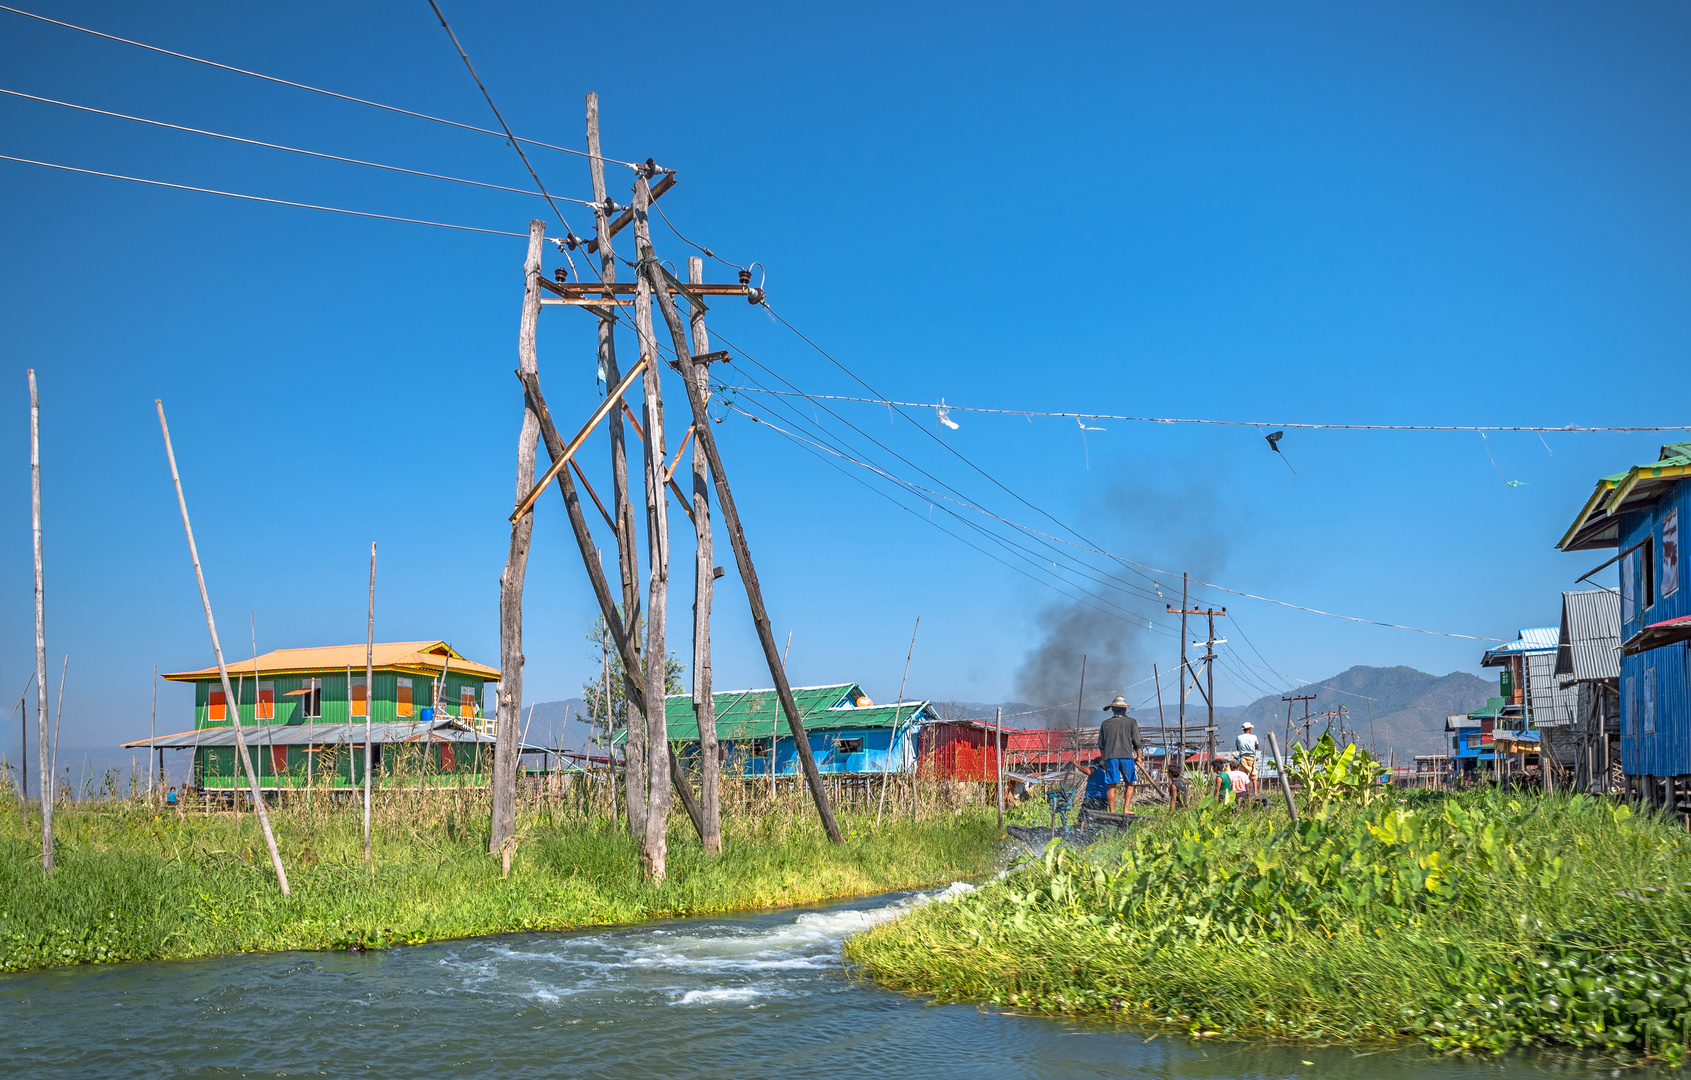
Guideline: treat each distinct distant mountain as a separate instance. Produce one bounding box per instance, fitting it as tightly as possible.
[524,698,591,752]
[1233,666,1494,760]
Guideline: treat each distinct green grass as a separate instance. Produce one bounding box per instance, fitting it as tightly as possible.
[845,788,1691,1063]
[0,795,1000,972]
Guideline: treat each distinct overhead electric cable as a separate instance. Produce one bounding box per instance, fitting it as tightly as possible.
[424,0,579,269]
[0,87,598,204]
[727,386,1689,434]
[0,153,538,237]
[0,4,638,166]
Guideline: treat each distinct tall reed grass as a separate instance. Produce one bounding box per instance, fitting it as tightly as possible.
[0,767,1002,974]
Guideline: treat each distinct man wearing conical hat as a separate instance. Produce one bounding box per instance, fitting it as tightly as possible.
[1097,694,1143,812]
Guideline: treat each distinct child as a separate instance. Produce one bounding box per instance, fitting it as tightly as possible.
[1081,759,1111,811]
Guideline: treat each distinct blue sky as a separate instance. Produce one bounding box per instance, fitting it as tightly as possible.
[3,1,1688,754]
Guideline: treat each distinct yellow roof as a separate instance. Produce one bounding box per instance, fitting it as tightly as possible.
[162,641,499,682]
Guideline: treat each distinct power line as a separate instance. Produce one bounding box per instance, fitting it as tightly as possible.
[0,4,638,166]
[0,87,599,205]
[726,386,1689,434]
[0,152,539,238]
[424,0,578,264]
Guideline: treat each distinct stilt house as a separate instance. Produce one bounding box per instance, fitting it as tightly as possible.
[124,641,501,791]
[652,683,929,775]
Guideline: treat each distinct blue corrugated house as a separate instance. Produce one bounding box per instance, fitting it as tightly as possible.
[1558,442,1691,804]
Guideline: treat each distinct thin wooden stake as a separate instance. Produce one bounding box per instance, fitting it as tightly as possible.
[48,655,66,809]
[149,666,157,800]
[878,616,919,828]
[364,542,375,863]
[29,370,51,870]
[995,705,1005,831]
[156,399,289,895]
[12,673,30,811]
[1267,731,1298,822]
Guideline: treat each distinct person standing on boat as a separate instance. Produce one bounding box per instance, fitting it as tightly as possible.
[1097,695,1143,812]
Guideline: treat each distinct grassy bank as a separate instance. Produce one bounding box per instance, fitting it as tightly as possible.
[0,794,1000,973]
[846,788,1691,1063]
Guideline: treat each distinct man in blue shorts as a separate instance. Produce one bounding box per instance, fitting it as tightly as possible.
[1097,695,1143,812]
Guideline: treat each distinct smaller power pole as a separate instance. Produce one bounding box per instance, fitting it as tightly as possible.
[1168,593,1226,763]
[1281,694,1316,761]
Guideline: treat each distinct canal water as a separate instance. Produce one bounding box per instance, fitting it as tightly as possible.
[1,884,1589,1078]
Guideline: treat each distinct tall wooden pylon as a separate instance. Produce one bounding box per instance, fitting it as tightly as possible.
[491,219,547,858]
[586,92,647,841]
[687,255,722,855]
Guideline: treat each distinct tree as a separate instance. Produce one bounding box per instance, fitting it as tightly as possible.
[580,613,683,767]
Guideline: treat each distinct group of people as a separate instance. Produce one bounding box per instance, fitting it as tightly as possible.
[1078,696,1262,812]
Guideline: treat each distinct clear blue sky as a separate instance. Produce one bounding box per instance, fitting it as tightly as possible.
[3,1,1688,754]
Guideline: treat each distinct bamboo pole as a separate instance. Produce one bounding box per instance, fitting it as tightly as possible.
[878,617,919,828]
[585,92,647,842]
[12,674,30,811]
[364,542,375,863]
[636,218,842,844]
[995,705,1004,831]
[149,666,157,801]
[48,655,66,811]
[29,371,51,869]
[687,255,721,855]
[630,173,674,881]
[155,400,289,894]
[491,221,547,858]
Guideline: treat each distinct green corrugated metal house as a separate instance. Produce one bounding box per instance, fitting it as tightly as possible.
[125,641,501,790]
[622,682,931,775]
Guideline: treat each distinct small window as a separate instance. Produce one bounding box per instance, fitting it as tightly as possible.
[440,742,455,772]
[270,745,287,773]
[1663,508,1680,598]
[257,682,275,721]
[292,678,322,719]
[208,689,226,722]
[396,678,414,718]
[460,686,477,718]
[1644,667,1657,735]
[1624,674,1637,737]
[835,737,864,755]
[350,677,368,719]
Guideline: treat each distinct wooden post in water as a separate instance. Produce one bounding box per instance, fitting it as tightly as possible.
[687,255,722,855]
[630,173,675,881]
[364,542,375,863]
[29,371,51,870]
[585,93,648,842]
[156,400,289,895]
[637,231,842,844]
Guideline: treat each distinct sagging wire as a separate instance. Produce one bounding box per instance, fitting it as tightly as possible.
[652,199,746,272]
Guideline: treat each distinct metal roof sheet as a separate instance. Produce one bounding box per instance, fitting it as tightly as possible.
[1559,442,1691,552]
[1556,589,1620,680]
[633,684,932,742]
[1482,627,1559,665]
[162,641,499,682]
[122,719,512,749]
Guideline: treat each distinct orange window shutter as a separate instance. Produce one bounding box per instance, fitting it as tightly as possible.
[270,745,287,772]
[461,687,476,717]
[257,688,275,721]
[397,679,414,718]
[351,681,367,719]
[208,690,226,722]
[440,742,455,772]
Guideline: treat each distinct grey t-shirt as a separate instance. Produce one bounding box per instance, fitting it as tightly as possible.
[1098,714,1143,760]
[1236,731,1259,755]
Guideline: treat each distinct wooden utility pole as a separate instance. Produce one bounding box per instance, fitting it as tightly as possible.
[1174,573,1188,769]
[631,174,675,881]
[1169,589,1226,764]
[638,225,842,844]
[491,219,547,858]
[1282,693,1315,763]
[586,93,647,841]
[687,255,722,854]
[363,542,375,864]
[156,400,289,895]
[29,371,49,871]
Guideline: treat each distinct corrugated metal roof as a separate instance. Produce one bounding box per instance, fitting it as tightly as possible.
[162,641,499,681]
[1483,627,1559,665]
[638,684,932,741]
[121,719,515,749]
[1557,588,1620,681]
[1559,442,1691,552]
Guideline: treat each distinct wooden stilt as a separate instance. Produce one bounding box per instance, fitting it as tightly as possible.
[156,400,289,895]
